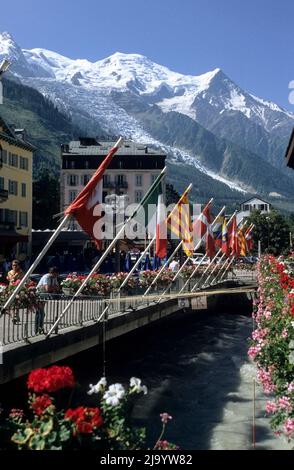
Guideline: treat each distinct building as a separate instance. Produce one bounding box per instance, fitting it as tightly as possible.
[60,138,166,232]
[0,116,34,258]
[285,128,294,169]
[237,196,271,224]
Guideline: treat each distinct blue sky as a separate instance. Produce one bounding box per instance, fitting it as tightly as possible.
[1,0,294,109]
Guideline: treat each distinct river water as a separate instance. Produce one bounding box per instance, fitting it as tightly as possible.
[65,308,291,451]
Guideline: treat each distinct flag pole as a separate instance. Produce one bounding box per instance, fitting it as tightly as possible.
[189,211,238,292]
[156,205,225,302]
[176,205,226,292]
[0,214,71,315]
[217,222,254,284]
[119,183,193,291]
[1,136,126,316]
[204,218,247,287]
[46,165,167,337]
[142,197,214,297]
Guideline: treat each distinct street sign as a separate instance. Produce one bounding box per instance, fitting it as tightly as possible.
[178,298,190,309]
[191,296,207,310]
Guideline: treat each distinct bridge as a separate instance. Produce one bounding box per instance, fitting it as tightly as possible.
[0,268,256,384]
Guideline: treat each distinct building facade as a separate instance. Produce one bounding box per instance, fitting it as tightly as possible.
[237,196,271,224]
[0,116,34,258]
[60,138,166,230]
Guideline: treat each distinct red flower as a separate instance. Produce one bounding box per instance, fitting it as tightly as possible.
[31,394,53,415]
[27,366,75,393]
[65,406,103,434]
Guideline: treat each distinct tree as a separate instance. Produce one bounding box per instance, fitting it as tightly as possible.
[246,209,291,255]
[33,170,60,229]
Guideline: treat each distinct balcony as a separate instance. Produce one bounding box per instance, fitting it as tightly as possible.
[0,189,8,202]
[115,181,128,189]
[103,181,115,189]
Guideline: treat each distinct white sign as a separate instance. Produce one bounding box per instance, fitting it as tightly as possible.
[178,298,190,309]
[191,296,207,310]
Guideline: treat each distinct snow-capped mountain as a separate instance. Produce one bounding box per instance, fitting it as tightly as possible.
[1,31,294,199]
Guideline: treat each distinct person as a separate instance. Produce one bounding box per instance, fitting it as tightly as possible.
[35,267,60,334]
[6,260,24,285]
[6,260,24,324]
[169,258,180,272]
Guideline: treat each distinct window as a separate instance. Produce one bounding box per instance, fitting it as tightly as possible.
[115,175,126,186]
[0,177,4,189]
[8,180,18,195]
[19,156,29,170]
[82,174,91,185]
[135,175,142,186]
[67,174,79,186]
[0,209,18,225]
[19,211,28,227]
[21,183,26,197]
[243,204,250,211]
[69,190,77,203]
[70,161,75,169]
[8,153,18,167]
[135,190,143,203]
[2,149,7,164]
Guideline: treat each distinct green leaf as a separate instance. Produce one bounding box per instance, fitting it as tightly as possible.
[11,427,34,445]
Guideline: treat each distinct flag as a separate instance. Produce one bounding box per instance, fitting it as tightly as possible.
[238,227,247,257]
[168,191,193,257]
[245,225,254,252]
[155,182,167,259]
[221,217,229,256]
[213,215,224,248]
[229,216,240,256]
[65,140,122,246]
[206,213,216,259]
[193,204,211,242]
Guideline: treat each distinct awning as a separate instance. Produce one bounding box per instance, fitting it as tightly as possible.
[0,230,28,243]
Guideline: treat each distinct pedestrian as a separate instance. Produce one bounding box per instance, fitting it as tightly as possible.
[35,266,60,334]
[169,258,180,272]
[6,259,24,285]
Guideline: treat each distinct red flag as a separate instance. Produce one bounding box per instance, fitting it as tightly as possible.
[65,139,122,246]
[155,186,167,259]
[229,216,240,256]
[245,226,254,252]
[193,204,211,240]
[200,205,215,259]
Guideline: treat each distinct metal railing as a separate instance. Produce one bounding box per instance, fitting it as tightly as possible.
[0,268,254,346]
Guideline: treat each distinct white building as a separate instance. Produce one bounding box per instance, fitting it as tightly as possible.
[60,138,166,231]
[237,197,271,224]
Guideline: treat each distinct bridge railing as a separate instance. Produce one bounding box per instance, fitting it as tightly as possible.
[0,268,255,346]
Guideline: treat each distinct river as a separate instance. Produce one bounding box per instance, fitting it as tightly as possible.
[64,307,291,450]
[1,305,291,450]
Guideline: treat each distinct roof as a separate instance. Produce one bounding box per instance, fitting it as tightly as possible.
[62,140,165,157]
[285,127,294,169]
[240,196,271,206]
[0,115,35,152]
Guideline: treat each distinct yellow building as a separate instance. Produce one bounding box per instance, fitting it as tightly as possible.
[0,115,34,258]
